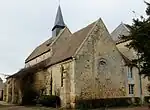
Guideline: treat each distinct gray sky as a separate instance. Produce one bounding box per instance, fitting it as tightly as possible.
[0,0,149,78]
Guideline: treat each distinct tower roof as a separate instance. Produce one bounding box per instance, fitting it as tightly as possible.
[52,5,65,31]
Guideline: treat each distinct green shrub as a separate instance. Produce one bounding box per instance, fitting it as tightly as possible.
[76,97,140,109]
[37,95,60,107]
[144,96,150,104]
[134,97,141,106]
[22,87,39,105]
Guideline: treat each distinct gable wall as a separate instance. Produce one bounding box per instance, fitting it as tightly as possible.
[111,23,129,42]
[74,19,127,101]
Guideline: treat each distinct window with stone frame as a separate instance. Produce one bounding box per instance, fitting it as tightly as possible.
[129,84,134,94]
[60,65,64,87]
[97,58,107,74]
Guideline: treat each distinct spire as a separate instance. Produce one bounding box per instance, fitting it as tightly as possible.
[52,5,65,37]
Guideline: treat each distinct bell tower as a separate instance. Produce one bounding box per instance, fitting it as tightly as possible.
[52,5,65,37]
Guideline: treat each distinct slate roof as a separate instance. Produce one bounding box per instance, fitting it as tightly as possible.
[52,5,65,31]
[47,21,96,66]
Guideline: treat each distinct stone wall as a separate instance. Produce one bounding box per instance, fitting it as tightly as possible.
[31,59,74,108]
[74,19,127,102]
[47,60,74,108]
[4,78,21,104]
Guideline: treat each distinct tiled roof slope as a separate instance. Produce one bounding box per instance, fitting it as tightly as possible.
[47,21,96,66]
[26,20,96,64]
[25,29,65,63]
[25,37,54,63]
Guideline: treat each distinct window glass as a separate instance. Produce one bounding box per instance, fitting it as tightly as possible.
[129,84,134,94]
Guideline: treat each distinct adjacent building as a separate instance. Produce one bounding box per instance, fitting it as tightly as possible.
[111,23,150,100]
[0,77,4,100]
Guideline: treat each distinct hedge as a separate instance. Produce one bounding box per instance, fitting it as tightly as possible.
[76,97,141,109]
[36,95,60,107]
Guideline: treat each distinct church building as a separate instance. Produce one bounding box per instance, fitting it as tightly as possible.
[4,6,150,108]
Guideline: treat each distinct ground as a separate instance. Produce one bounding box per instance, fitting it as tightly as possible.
[0,101,149,110]
[0,106,58,110]
[0,106,149,110]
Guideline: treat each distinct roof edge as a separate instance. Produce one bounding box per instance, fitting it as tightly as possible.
[73,18,100,57]
[8,57,73,79]
[25,27,70,63]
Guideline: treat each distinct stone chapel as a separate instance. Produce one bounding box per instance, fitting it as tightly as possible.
[4,6,150,108]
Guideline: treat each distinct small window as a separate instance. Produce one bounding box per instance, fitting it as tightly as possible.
[97,58,107,74]
[60,65,64,87]
[128,67,133,79]
[129,84,134,94]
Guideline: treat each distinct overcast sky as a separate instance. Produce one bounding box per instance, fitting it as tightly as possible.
[0,0,149,79]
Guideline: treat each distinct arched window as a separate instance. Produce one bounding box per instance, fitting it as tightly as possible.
[97,58,107,74]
